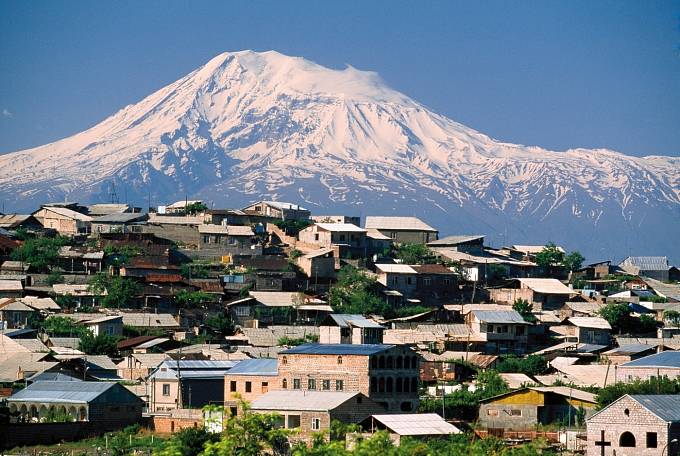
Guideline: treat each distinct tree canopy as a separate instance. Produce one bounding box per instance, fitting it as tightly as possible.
[329,266,390,316]
[88,273,142,308]
[512,298,537,323]
[10,235,70,271]
[394,243,431,265]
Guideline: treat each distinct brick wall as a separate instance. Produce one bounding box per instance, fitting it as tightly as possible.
[224,374,276,404]
[616,366,680,383]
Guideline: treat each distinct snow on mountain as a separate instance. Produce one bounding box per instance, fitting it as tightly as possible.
[0,50,678,260]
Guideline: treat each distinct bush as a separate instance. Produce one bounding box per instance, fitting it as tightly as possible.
[78,332,121,356]
[10,235,70,271]
[329,266,390,316]
[496,354,547,376]
[88,273,142,308]
[394,243,431,264]
[46,270,65,285]
[597,376,680,408]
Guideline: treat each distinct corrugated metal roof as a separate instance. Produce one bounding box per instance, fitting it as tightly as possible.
[251,391,359,411]
[620,256,670,272]
[427,235,484,246]
[227,358,278,376]
[471,309,526,324]
[371,413,461,436]
[518,278,574,295]
[282,343,394,356]
[603,344,657,356]
[0,280,23,291]
[631,395,680,422]
[93,213,147,223]
[261,201,308,211]
[375,264,417,274]
[621,351,680,369]
[364,216,437,232]
[326,314,383,329]
[315,223,366,233]
[567,317,612,330]
[249,291,303,307]
[7,381,117,404]
[41,207,92,222]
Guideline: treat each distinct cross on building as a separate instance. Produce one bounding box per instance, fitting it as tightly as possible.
[594,430,611,456]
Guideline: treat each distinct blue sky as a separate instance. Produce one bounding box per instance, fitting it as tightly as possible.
[1,0,679,157]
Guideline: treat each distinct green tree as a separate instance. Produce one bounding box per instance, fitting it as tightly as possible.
[534,242,565,268]
[664,310,680,327]
[40,316,89,338]
[638,314,658,333]
[394,243,431,265]
[175,290,216,308]
[185,202,208,215]
[88,273,142,308]
[78,332,120,356]
[10,235,70,271]
[155,426,220,456]
[181,263,211,279]
[563,251,585,272]
[328,266,389,316]
[46,270,65,285]
[205,314,235,335]
[496,355,547,376]
[598,302,634,334]
[512,298,537,323]
[596,376,680,408]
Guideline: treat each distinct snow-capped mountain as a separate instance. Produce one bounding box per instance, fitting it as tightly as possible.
[1,50,679,260]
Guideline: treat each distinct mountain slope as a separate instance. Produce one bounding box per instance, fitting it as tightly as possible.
[1,50,679,260]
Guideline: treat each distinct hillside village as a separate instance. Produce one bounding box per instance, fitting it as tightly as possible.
[1,199,680,454]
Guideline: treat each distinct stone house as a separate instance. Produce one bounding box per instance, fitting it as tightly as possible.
[277,343,420,412]
[198,224,261,256]
[7,381,143,427]
[319,314,384,345]
[91,213,148,235]
[601,344,659,366]
[251,391,383,441]
[364,216,438,244]
[298,223,367,256]
[586,394,680,456]
[82,315,124,337]
[466,309,529,354]
[478,386,597,432]
[489,278,577,310]
[242,201,310,221]
[616,351,680,383]
[223,358,279,412]
[296,248,336,280]
[427,235,485,255]
[32,206,92,236]
[561,317,612,345]
[375,264,417,297]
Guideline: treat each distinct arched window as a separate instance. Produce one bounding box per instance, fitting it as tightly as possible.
[337,356,343,365]
[412,356,418,368]
[281,356,287,365]
[378,377,385,393]
[386,377,394,392]
[371,357,378,369]
[411,377,418,393]
[282,378,288,389]
[396,378,403,393]
[379,356,385,369]
[396,356,403,369]
[403,357,410,369]
[620,432,636,447]
[370,377,377,393]
[386,357,393,368]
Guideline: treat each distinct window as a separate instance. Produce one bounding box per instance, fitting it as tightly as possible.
[282,379,288,389]
[339,234,346,242]
[337,356,343,365]
[293,378,301,390]
[620,432,636,447]
[287,415,301,429]
[230,381,237,392]
[308,378,316,390]
[646,432,657,449]
[162,384,170,396]
[311,418,321,431]
[443,278,451,285]
[407,277,413,285]
[488,324,494,333]
[390,232,397,239]
[322,380,330,390]
[423,278,431,286]
[261,382,268,393]
[314,233,319,241]
[282,356,287,365]
[487,409,499,416]
[235,306,250,317]
[510,409,522,416]
[203,235,210,244]
[516,326,525,336]
[245,381,252,393]
[336,380,344,391]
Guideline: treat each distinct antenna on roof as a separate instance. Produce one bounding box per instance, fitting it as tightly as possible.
[109,181,119,204]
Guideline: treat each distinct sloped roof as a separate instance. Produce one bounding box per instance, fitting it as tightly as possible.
[316,223,366,233]
[8,381,124,404]
[166,200,202,209]
[261,201,308,211]
[0,300,33,312]
[512,245,565,254]
[518,278,575,295]
[630,395,680,422]
[226,225,255,236]
[92,213,147,224]
[325,314,383,329]
[239,326,319,347]
[499,373,536,389]
[603,344,657,356]
[0,280,23,291]
[567,317,612,330]
[40,206,92,222]
[365,229,392,240]
[365,216,437,232]
[249,291,303,307]
[375,264,417,274]
[302,248,334,259]
[281,343,394,356]
[471,309,526,324]
[251,390,360,411]
[483,386,597,404]
[227,358,278,376]
[641,277,680,302]
[427,235,484,246]
[620,256,670,272]
[621,351,680,369]
[20,297,60,311]
[0,214,34,228]
[371,413,461,436]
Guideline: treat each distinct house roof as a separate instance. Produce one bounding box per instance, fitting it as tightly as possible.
[237,326,319,347]
[302,248,334,259]
[483,386,597,404]
[365,229,392,240]
[147,214,204,225]
[375,264,417,274]
[7,381,122,404]
[281,343,395,356]
[40,207,92,222]
[227,358,278,376]
[0,214,34,228]
[0,280,23,291]
[410,264,456,274]
[198,224,229,234]
[92,213,147,224]
[567,317,612,330]
[427,235,484,246]
[20,297,60,311]
[166,200,203,209]
[324,314,383,329]
[198,224,253,235]
[0,300,33,312]
[630,395,680,422]
[86,203,130,215]
[121,313,179,328]
[364,216,437,232]
[251,390,361,411]
[620,256,670,272]
[249,291,303,307]
[471,309,526,324]
[315,223,366,233]
[371,413,461,436]
[512,245,565,254]
[603,344,657,356]
[518,278,575,295]
[150,360,238,380]
[621,351,680,369]
[641,277,680,302]
[499,373,535,389]
[260,201,308,211]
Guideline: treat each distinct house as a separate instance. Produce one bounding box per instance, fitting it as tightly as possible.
[364,413,461,445]
[427,235,485,255]
[242,201,310,221]
[32,206,92,235]
[201,209,252,226]
[57,246,105,273]
[0,280,24,298]
[466,309,529,353]
[0,299,34,329]
[562,317,612,345]
[230,291,306,326]
[410,264,458,302]
[489,278,577,310]
[619,256,679,282]
[364,216,438,244]
[117,353,168,381]
[431,248,537,282]
[365,229,393,255]
[298,223,367,255]
[296,248,336,280]
[223,358,279,408]
[142,213,203,245]
[573,260,613,280]
[229,326,319,348]
[586,394,680,456]
[277,343,420,412]
[6,381,143,427]
[86,203,134,216]
[147,359,238,412]
[375,264,417,298]
[162,199,203,215]
[82,315,124,337]
[616,351,680,383]
[0,214,43,232]
[319,314,384,344]
[91,213,148,235]
[478,386,597,431]
[511,244,566,262]
[601,344,659,365]
[250,391,383,440]
[52,284,105,308]
[198,224,261,256]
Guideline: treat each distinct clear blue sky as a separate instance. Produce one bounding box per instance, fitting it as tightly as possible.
[1,0,679,157]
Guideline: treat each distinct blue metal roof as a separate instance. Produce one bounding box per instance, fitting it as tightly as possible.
[631,395,680,422]
[628,303,653,314]
[281,343,395,355]
[622,351,680,368]
[227,358,278,376]
[8,381,116,404]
